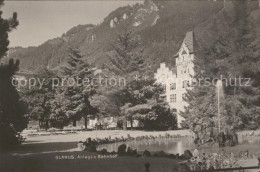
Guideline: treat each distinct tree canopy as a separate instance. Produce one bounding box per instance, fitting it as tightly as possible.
[0,0,27,149]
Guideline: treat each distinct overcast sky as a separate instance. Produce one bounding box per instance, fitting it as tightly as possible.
[2,1,139,47]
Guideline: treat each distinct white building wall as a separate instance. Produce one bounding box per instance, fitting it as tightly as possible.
[173,44,195,127]
[154,34,195,128]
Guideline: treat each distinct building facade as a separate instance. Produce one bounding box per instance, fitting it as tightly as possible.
[155,31,195,127]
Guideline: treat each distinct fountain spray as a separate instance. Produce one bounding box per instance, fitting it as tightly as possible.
[216,80,223,133]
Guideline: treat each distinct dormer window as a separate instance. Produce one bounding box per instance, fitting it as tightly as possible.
[182,50,187,55]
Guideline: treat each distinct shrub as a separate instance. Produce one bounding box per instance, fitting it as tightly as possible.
[117,144,127,156]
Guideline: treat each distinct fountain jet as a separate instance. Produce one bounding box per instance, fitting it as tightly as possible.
[216,80,223,133]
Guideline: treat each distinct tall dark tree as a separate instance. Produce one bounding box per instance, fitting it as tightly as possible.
[118,78,177,130]
[105,20,146,129]
[22,68,56,129]
[0,0,27,149]
[106,88,129,128]
[180,83,220,144]
[0,0,18,58]
[181,0,260,145]
[107,15,144,78]
[49,46,98,128]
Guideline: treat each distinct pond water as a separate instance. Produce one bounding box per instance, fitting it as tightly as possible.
[97,136,260,155]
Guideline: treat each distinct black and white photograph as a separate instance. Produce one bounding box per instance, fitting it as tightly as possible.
[0,0,260,171]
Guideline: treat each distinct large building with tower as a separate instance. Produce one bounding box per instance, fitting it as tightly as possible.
[154,31,195,127]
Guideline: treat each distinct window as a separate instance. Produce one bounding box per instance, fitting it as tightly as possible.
[182,93,185,100]
[183,80,189,88]
[170,94,176,103]
[170,83,176,90]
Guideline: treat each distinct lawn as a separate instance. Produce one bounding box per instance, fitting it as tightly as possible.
[0,130,189,171]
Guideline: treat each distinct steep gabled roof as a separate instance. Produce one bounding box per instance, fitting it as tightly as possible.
[174,31,194,57]
[183,31,194,53]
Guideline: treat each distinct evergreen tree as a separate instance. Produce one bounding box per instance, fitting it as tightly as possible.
[180,83,220,144]
[22,68,55,129]
[108,17,144,77]
[0,0,18,58]
[181,0,260,145]
[217,0,260,130]
[49,46,98,128]
[0,0,27,149]
[119,78,177,130]
[230,0,260,130]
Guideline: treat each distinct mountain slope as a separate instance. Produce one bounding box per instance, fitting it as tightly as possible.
[5,1,259,76]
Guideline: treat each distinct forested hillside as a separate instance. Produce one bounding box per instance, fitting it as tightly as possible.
[5,0,226,74]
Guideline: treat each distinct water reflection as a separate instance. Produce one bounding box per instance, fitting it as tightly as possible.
[239,135,260,144]
[98,136,260,155]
